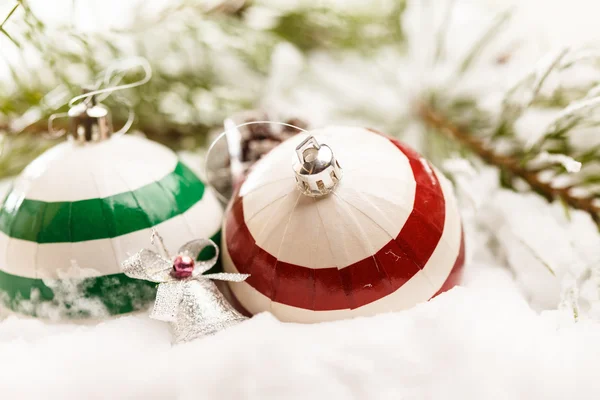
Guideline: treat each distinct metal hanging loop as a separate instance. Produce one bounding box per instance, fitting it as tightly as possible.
[68,57,152,108]
[46,57,152,143]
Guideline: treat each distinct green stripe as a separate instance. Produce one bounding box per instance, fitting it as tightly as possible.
[0,268,157,317]
[0,161,205,243]
[0,230,222,318]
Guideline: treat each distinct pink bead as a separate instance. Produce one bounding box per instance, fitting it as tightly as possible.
[172,255,195,279]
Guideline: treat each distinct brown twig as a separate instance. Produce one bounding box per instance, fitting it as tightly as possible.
[418,102,600,227]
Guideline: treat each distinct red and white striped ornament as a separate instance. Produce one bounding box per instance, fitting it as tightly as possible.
[222,126,465,322]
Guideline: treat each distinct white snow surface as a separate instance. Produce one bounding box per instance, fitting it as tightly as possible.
[1,274,599,399]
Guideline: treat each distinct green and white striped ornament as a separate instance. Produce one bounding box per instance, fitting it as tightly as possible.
[0,134,223,319]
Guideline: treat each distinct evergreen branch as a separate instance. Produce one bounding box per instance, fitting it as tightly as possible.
[0,0,409,179]
[418,3,600,229]
[418,102,600,227]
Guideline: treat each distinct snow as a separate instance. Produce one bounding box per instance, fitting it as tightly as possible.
[2,281,600,399]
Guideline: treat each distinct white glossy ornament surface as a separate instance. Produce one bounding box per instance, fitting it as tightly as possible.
[16,135,178,201]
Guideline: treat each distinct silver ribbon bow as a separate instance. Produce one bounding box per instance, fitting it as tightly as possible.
[121,230,249,343]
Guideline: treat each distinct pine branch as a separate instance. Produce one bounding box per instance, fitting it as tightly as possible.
[0,0,408,179]
[417,3,600,229]
[418,102,600,227]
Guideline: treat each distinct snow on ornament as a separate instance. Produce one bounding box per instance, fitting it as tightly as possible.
[222,126,465,322]
[0,91,222,319]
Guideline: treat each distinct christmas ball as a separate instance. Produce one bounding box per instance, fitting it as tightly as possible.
[0,134,222,318]
[222,126,465,322]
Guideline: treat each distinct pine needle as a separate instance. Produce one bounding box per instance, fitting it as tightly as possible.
[0,2,21,47]
[456,9,512,76]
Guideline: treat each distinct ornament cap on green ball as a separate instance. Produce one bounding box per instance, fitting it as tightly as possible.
[66,90,113,143]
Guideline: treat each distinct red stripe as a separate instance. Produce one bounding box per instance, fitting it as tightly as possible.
[390,138,445,269]
[225,135,461,310]
[313,267,350,310]
[374,239,421,289]
[434,228,466,297]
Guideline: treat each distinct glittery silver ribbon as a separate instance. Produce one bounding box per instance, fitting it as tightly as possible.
[121,231,249,343]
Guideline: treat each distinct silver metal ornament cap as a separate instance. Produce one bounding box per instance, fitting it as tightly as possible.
[68,91,113,143]
[293,136,342,197]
